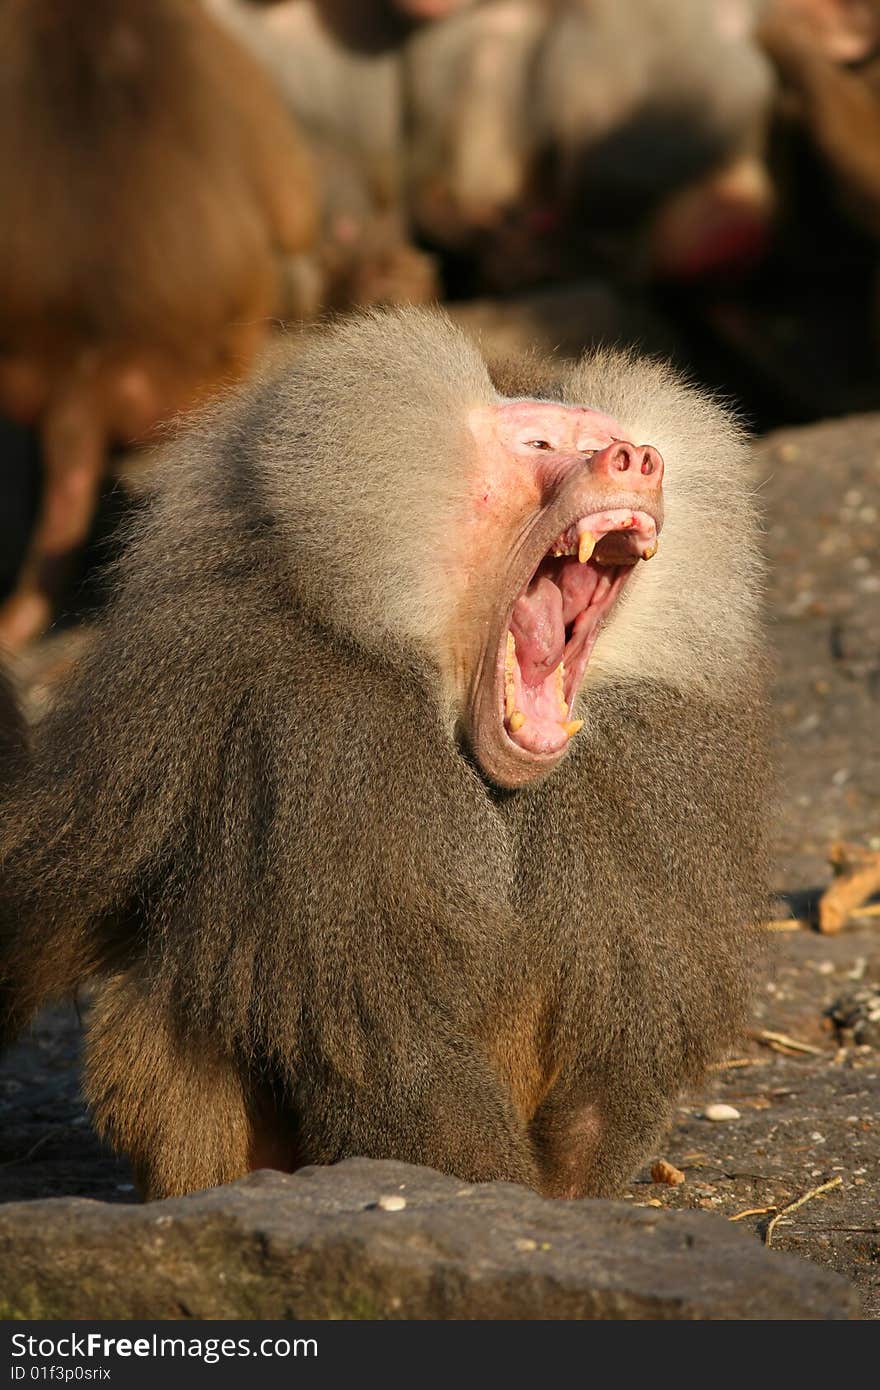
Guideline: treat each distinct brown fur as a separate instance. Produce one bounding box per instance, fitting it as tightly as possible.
[0,309,769,1200]
[0,0,319,648]
[0,666,26,787]
[760,0,880,236]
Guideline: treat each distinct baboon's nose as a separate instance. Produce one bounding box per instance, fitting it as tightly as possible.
[590,442,664,488]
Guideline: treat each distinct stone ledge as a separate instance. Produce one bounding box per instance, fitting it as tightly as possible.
[0,1158,860,1319]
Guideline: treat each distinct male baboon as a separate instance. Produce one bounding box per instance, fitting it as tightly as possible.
[0,310,769,1200]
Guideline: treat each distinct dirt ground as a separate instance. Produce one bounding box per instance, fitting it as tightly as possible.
[0,412,878,1317]
[639,416,880,1318]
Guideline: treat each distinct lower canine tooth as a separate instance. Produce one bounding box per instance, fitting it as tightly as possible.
[562,719,583,738]
[509,711,526,733]
[555,662,566,715]
[504,632,516,716]
[642,543,658,561]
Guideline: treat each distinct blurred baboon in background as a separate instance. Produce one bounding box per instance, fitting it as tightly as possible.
[0,0,320,648]
[406,0,776,289]
[210,0,439,310]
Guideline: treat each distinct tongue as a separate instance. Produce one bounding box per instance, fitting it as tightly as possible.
[510,575,564,686]
[506,558,610,754]
[510,558,606,684]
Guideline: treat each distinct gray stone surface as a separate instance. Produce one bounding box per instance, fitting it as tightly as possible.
[0,1158,860,1320]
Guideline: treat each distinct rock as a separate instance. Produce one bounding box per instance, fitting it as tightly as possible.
[826,985,880,1048]
[0,1159,859,1320]
[651,1159,686,1186]
[703,1104,741,1121]
[376,1193,407,1211]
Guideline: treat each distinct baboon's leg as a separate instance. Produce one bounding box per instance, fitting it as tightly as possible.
[292,1045,539,1187]
[84,969,293,1200]
[529,1075,670,1200]
[0,373,105,649]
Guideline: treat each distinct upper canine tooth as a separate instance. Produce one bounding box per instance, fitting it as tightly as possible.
[562,719,584,738]
[642,542,658,561]
[578,530,596,564]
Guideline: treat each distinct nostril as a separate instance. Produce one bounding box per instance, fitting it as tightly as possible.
[612,444,631,471]
[639,446,663,479]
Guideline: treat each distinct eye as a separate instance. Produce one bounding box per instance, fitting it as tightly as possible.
[526,439,551,450]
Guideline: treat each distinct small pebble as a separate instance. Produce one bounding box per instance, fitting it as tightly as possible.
[377,1194,407,1212]
[703,1103,741,1122]
[514,1238,537,1253]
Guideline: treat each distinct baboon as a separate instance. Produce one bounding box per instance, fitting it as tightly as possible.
[405,0,776,288]
[0,310,769,1201]
[209,0,438,309]
[404,0,547,257]
[760,0,880,237]
[0,0,319,648]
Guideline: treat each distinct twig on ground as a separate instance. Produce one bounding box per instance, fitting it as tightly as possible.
[710,1057,769,1070]
[0,1131,54,1169]
[748,1028,827,1057]
[729,1205,777,1222]
[763,1176,843,1247]
[806,1225,879,1234]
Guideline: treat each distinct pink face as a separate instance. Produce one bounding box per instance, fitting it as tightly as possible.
[460,399,664,788]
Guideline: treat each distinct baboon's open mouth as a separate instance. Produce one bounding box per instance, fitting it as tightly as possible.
[501,508,658,756]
